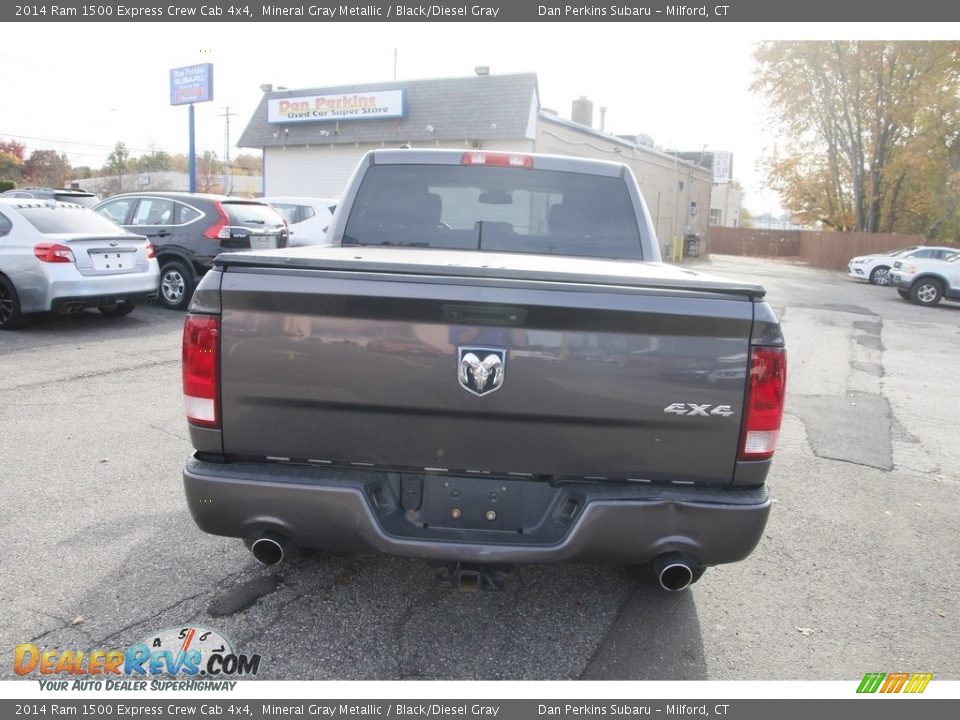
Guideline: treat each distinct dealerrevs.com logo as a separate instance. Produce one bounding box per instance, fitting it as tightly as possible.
[14,626,260,691]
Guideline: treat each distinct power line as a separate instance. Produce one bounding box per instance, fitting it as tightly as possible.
[1,131,231,160]
[0,135,258,176]
[1,129,260,176]
[0,131,162,155]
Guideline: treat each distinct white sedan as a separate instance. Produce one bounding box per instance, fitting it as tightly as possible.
[0,199,159,330]
[262,196,337,247]
[847,245,959,286]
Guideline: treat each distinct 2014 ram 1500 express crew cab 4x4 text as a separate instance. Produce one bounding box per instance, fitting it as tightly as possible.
[181,150,786,590]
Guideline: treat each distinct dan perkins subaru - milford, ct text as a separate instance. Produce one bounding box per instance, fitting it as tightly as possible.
[261,5,501,17]
[538,5,730,16]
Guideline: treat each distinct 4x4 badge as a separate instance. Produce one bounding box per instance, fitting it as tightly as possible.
[457,347,506,397]
[664,402,735,417]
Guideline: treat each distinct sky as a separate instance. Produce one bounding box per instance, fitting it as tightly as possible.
[0,22,953,215]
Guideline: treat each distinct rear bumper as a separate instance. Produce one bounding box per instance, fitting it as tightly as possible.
[17,264,160,313]
[183,457,771,566]
[50,289,157,312]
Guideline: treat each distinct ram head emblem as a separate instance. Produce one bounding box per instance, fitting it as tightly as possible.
[457,348,506,397]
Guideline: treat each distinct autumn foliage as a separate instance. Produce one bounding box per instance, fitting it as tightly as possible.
[753,41,960,241]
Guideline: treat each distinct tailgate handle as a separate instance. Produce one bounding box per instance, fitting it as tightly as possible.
[442,304,527,326]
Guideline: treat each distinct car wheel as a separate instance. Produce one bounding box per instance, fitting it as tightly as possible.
[99,303,136,318]
[897,289,910,299]
[0,275,30,330]
[909,278,943,306]
[869,266,891,286]
[158,260,193,311]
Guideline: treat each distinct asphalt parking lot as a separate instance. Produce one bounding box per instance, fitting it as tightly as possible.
[1,254,958,681]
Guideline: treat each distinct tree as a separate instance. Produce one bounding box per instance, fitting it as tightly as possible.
[0,153,20,184]
[0,138,26,160]
[22,149,72,188]
[135,146,173,173]
[169,154,189,173]
[0,138,26,183]
[105,142,130,192]
[196,151,223,193]
[753,41,960,238]
[232,153,262,175]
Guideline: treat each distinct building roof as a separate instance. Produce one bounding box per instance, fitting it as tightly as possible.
[238,73,540,149]
[538,111,707,169]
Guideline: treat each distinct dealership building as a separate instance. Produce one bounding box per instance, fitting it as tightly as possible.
[238,72,714,250]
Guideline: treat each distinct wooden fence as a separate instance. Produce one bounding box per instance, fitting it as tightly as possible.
[708,227,937,271]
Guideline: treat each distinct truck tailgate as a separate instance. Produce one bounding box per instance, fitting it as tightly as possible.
[216,253,755,485]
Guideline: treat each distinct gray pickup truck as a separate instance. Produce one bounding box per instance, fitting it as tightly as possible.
[181,150,786,591]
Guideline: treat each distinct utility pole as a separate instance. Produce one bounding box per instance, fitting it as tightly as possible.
[219,106,236,194]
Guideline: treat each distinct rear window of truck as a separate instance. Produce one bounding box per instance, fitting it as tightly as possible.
[342,164,644,259]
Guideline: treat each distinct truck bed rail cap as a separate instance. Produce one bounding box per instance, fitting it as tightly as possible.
[215,246,765,299]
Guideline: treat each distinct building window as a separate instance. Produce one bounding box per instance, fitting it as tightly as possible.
[709,208,722,225]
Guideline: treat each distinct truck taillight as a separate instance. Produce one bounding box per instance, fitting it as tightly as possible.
[183,314,220,428]
[34,243,75,263]
[146,242,156,259]
[461,152,533,168]
[739,347,787,461]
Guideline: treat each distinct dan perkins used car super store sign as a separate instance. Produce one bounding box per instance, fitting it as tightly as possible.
[267,90,406,123]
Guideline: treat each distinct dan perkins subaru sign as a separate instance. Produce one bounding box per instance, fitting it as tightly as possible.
[170,64,214,106]
[267,90,406,123]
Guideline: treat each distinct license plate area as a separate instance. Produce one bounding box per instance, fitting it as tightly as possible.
[419,475,550,533]
[249,235,278,250]
[90,250,135,271]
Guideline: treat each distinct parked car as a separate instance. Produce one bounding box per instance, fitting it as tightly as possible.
[261,196,337,247]
[847,245,959,286]
[94,192,288,310]
[889,252,960,306]
[0,199,158,330]
[1,187,99,208]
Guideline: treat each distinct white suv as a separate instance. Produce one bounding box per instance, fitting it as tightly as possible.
[890,252,960,306]
[261,196,337,247]
[847,245,959,286]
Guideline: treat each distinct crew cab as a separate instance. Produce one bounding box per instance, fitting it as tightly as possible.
[181,150,787,591]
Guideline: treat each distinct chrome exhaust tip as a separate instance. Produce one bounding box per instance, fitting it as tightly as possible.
[652,552,696,592]
[250,533,288,566]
